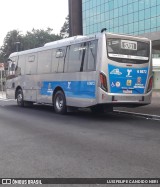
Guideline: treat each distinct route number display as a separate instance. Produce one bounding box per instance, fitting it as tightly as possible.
[121,40,137,50]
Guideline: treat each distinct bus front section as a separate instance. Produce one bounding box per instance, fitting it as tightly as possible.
[98,33,152,107]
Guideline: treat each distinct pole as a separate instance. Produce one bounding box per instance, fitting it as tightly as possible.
[14,42,20,52]
[0,70,3,96]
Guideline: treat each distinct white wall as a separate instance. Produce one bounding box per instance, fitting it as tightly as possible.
[153,58,160,90]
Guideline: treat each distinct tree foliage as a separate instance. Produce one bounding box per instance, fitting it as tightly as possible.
[60,15,69,38]
[0,30,23,61]
[0,16,70,62]
[22,28,62,50]
[0,28,62,62]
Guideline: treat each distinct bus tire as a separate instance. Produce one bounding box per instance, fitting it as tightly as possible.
[54,90,67,114]
[17,89,24,107]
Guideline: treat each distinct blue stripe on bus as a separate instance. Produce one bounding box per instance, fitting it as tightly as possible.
[40,81,96,99]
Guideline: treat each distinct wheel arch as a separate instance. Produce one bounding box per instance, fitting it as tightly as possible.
[52,86,65,103]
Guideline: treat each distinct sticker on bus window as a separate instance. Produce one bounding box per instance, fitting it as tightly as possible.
[121,40,137,50]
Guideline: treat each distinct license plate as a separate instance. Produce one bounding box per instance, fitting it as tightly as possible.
[114,95,141,101]
[123,90,132,94]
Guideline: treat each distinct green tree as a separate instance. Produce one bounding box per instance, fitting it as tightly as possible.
[1,30,23,61]
[60,15,69,38]
[22,28,62,50]
[0,49,5,63]
[0,28,62,62]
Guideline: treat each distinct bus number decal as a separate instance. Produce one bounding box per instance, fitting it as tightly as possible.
[121,40,137,50]
[87,81,95,86]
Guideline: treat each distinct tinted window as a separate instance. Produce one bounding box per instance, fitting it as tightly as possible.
[107,38,150,64]
[37,50,52,74]
[26,53,37,74]
[52,49,59,72]
[56,48,66,73]
[65,43,87,72]
[8,56,18,76]
[52,48,66,73]
[17,55,26,75]
[87,40,97,71]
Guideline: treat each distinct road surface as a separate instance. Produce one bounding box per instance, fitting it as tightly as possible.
[0,99,160,186]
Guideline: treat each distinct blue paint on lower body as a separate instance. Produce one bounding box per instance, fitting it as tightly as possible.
[40,81,96,99]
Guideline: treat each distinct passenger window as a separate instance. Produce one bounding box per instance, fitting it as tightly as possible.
[17,55,26,75]
[87,40,98,71]
[8,56,18,76]
[26,53,37,74]
[52,49,59,72]
[52,48,66,73]
[28,55,35,62]
[56,49,64,58]
[37,50,52,74]
[56,48,66,73]
[65,43,87,72]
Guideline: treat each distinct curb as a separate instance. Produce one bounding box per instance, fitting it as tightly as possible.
[114,110,160,121]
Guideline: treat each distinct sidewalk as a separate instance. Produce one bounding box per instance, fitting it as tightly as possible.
[0,91,159,116]
[0,91,6,99]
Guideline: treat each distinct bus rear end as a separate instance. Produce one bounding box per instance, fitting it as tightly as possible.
[98,33,152,107]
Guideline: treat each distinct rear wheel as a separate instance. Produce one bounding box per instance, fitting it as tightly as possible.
[17,89,24,107]
[54,90,67,114]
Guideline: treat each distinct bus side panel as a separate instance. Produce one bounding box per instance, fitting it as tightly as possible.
[36,74,53,104]
[6,80,15,99]
[37,72,97,107]
[6,77,19,99]
[65,71,97,107]
[21,75,37,102]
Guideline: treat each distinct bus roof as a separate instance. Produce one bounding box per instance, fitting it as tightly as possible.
[44,36,87,46]
[9,34,98,57]
[9,32,150,58]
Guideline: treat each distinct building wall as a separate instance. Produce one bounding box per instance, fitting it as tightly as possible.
[69,0,160,89]
[153,58,160,90]
[82,0,160,36]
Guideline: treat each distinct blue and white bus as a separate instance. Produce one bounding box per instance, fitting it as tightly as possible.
[6,31,152,114]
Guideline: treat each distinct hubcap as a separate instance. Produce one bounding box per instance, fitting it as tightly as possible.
[17,93,22,104]
[56,94,63,111]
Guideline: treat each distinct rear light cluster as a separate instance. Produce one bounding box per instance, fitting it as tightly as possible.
[147,76,153,93]
[100,73,108,92]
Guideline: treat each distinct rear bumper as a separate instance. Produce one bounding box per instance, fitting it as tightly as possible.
[97,88,152,106]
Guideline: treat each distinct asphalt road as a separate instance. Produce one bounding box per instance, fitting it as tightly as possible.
[0,99,160,186]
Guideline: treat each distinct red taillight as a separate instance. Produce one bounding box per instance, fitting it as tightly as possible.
[147,76,153,93]
[100,73,108,92]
